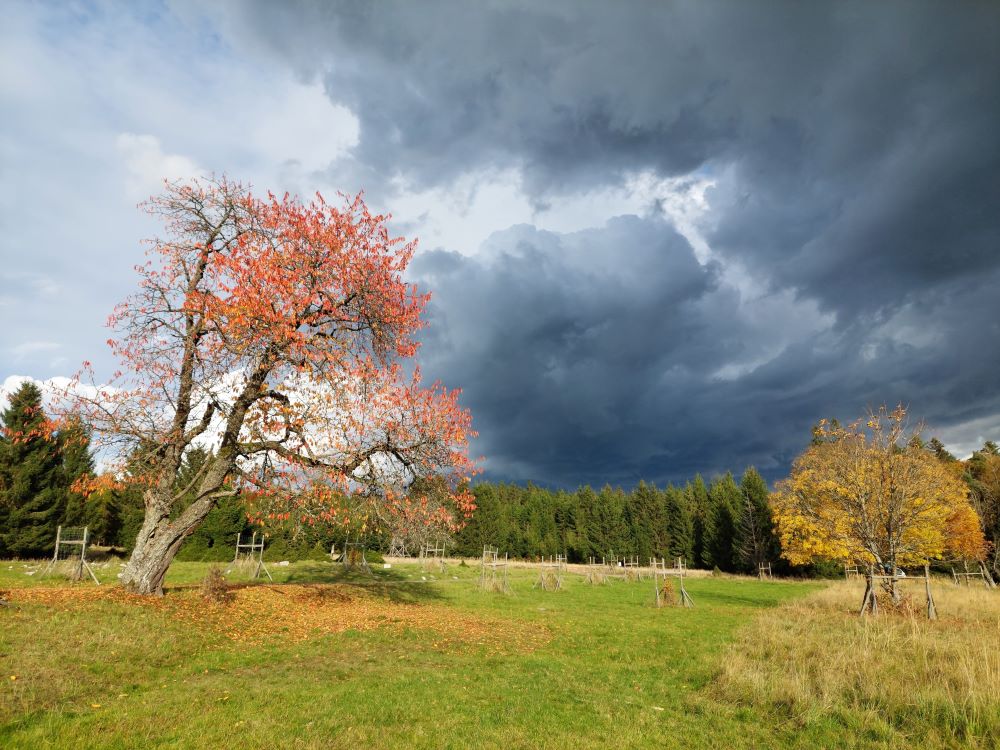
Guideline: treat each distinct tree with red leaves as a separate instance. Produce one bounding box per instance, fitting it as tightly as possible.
[67,178,477,594]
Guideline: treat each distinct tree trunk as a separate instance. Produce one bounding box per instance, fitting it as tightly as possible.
[120,492,216,595]
[884,577,901,604]
[878,559,901,604]
[120,452,233,595]
[859,572,876,616]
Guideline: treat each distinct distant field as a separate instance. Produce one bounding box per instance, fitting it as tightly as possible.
[2,560,998,749]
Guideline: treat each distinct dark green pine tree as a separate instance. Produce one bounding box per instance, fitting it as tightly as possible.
[521,485,559,558]
[707,472,742,572]
[645,483,672,558]
[593,485,629,559]
[59,418,117,542]
[61,426,89,527]
[0,382,66,557]
[454,483,493,557]
[570,485,598,562]
[927,437,956,462]
[116,483,146,553]
[456,482,523,558]
[505,483,530,557]
[0,419,8,550]
[687,474,712,568]
[114,439,161,553]
[553,490,576,556]
[664,484,694,564]
[509,489,528,557]
[626,481,660,562]
[175,447,250,561]
[737,467,780,572]
[77,489,122,548]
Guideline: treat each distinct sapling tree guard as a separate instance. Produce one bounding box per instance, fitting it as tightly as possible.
[67,178,477,594]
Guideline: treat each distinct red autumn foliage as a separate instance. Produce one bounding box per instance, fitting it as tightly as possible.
[58,177,478,593]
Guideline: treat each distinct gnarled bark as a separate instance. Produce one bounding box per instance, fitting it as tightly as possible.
[120,457,232,595]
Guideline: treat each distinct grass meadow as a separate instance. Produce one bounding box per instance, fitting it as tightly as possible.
[2,559,998,749]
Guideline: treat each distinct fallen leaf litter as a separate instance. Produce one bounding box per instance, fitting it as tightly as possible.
[9,584,550,652]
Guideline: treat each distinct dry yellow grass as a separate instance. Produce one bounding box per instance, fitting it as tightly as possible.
[713,579,1000,745]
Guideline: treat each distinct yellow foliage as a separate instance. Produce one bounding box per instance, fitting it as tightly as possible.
[772,405,986,569]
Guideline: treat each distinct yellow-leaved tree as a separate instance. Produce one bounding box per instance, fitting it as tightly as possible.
[771,405,987,586]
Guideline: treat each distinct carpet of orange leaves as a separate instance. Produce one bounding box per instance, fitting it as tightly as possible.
[8,584,549,651]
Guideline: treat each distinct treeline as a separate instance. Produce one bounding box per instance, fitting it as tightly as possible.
[452,470,789,573]
[5,379,998,576]
[0,381,781,570]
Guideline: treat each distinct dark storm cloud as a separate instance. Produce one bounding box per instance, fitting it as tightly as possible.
[408,217,740,485]
[208,2,997,197]
[205,0,822,192]
[408,219,1000,487]
[200,0,1000,484]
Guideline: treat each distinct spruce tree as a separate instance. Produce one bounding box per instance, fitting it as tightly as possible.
[522,485,559,557]
[174,448,249,561]
[645,483,672,558]
[927,437,956,462]
[60,418,101,534]
[737,467,779,572]
[77,489,122,548]
[687,474,712,568]
[627,481,660,561]
[571,486,598,561]
[592,485,628,559]
[707,473,742,572]
[0,382,65,557]
[114,440,160,553]
[116,483,146,553]
[0,425,8,553]
[553,490,576,557]
[664,485,694,564]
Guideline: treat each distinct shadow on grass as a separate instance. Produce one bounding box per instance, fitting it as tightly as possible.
[279,563,447,604]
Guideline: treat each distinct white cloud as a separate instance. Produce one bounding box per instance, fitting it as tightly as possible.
[116,133,204,200]
[0,374,82,412]
[625,172,716,264]
[388,169,533,255]
[0,376,33,409]
[388,167,720,258]
[249,82,359,172]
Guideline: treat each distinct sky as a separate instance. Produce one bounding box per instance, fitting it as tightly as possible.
[2,0,999,488]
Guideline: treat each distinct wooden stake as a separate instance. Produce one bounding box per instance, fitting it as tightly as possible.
[924,563,937,620]
[859,573,875,616]
[979,561,996,589]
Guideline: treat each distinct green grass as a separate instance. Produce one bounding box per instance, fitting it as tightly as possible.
[1,560,995,748]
